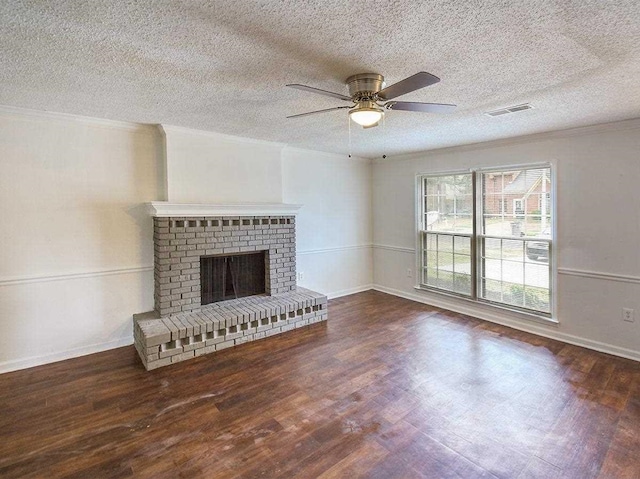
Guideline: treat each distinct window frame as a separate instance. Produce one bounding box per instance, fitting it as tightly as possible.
[418,171,476,298]
[415,163,557,322]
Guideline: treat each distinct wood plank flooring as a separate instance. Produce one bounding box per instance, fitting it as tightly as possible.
[1,291,639,478]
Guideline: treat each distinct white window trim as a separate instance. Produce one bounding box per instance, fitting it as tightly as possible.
[414,163,557,323]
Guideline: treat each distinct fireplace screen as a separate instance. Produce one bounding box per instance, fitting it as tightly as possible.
[200,251,266,305]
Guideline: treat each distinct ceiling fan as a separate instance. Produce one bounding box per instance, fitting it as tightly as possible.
[286,72,456,128]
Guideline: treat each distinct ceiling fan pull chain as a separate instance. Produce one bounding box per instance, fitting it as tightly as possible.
[348,113,352,158]
[383,114,386,158]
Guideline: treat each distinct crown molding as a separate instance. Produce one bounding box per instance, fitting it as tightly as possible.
[0,104,158,133]
[160,124,287,149]
[281,145,371,163]
[146,202,303,217]
[374,116,640,164]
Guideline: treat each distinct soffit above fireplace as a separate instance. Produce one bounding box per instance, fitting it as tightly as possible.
[146,202,303,217]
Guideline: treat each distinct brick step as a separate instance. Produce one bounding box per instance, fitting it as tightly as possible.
[134,287,328,370]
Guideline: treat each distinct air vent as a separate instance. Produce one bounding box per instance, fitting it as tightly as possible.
[485,104,533,117]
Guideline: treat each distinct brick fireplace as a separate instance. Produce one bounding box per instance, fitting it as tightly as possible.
[153,215,296,316]
[134,203,328,370]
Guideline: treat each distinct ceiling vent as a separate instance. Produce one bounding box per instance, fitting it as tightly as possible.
[485,104,533,117]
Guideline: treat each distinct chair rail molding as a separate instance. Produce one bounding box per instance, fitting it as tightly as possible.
[557,267,640,285]
[0,266,154,287]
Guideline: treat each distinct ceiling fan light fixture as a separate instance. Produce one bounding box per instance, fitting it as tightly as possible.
[349,101,384,127]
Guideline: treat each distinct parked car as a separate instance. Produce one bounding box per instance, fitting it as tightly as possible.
[526,228,550,261]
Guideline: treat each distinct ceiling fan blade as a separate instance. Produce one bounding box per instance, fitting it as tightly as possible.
[286,84,352,101]
[287,106,351,119]
[385,102,456,113]
[377,72,441,100]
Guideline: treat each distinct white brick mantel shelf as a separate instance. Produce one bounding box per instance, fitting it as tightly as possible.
[146,202,303,217]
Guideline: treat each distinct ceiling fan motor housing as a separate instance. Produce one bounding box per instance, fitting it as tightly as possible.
[346,73,385,99]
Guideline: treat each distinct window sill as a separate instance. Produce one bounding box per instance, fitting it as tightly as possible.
[413,285,559,326]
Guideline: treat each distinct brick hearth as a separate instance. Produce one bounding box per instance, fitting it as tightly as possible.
[134,288,327,370]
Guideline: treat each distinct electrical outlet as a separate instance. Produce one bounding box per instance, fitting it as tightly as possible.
[622,308,635,322]
[407,268,413,278]
[298,271,304,281]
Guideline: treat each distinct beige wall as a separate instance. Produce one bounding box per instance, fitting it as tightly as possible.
[0,109,164,371]
[282,147,373,296]
[163,125,284,204]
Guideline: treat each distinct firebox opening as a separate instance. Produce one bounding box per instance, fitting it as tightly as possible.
[200,251,266,305]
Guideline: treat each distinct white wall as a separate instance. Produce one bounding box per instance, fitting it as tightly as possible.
[372,120,640,361]
[0,110,374,372]
[0,108,163,372]
[282,147,373,297]
[163,125,284,204]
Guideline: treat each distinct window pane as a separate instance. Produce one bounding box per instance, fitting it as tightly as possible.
[425,233,438,251]
[454,235,471,255]
[482,278,503,303]
[424,174,473,233]
[453,254,471,274]
[483,237,501,259]
[479,236,550,313]
[420,232,472,297]
[453,273,472,295]
[437,250,453,270]
[438,234,453,253]
[482,168,551,237]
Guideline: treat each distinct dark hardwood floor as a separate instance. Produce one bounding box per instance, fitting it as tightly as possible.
[1,291,639,478]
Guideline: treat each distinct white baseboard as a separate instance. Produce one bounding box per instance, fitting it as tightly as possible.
[371,284,640,363]
[326,284,374,300]
[0,337,134,374]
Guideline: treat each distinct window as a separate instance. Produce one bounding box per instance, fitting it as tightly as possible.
[498,198,507,214]
[418,166,553,316]
[513,199,524,216]
[421,174,473,296]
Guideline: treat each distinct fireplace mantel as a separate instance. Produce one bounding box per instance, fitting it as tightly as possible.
[146,202,303,217]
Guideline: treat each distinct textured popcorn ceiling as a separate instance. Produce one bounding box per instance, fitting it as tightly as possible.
[1,0,640,158]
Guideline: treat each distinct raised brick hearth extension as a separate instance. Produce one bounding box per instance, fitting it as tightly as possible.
[134,204,328,370]
[135,288,327,370]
